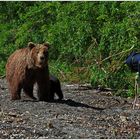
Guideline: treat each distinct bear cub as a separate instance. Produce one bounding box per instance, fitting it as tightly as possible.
[50,74,63,101]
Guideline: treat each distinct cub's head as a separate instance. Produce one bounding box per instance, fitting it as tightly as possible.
[28,42,50,69]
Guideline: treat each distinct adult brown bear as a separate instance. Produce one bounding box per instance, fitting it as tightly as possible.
[6,42,50,101]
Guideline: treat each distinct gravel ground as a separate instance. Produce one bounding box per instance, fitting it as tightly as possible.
[0,78,140,139]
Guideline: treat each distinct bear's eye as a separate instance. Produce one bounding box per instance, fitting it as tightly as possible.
[43,50,48,55]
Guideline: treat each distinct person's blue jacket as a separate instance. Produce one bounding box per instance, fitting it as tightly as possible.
[126,51,140,72]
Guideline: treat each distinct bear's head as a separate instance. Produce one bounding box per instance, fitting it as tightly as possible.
[28,42,50,69]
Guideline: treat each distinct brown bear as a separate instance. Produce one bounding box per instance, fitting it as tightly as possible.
[6,42,50,101]
[49,74,63,101]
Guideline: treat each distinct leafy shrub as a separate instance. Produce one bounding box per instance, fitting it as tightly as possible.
[0,1,140,97]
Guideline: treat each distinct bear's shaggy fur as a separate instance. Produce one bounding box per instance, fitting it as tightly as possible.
[6,42,50,101]
[50,74,63,101]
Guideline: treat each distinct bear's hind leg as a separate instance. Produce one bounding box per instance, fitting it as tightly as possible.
[10,84,21,100]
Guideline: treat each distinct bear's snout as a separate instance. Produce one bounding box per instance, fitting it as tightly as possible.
[36,52,48,68]
[40,55,45,61]
[38,53,46,63]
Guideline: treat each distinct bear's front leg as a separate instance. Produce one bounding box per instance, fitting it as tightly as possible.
[23,83,37,100]
[37,82,50,101]
[36,69,50,101]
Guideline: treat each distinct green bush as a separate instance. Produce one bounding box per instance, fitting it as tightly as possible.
[0,1,140,97]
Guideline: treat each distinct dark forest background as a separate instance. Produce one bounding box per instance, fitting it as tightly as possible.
[0,1,140,97]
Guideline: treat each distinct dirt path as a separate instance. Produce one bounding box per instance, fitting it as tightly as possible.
[0,78,140,139]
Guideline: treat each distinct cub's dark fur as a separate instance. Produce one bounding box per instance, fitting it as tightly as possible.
[50,75,63,101]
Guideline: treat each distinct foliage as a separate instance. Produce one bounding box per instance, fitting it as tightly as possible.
[0,1,140,97]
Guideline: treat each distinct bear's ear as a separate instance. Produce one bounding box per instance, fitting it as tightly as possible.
[43,42,50,48]
[28,42,36,50]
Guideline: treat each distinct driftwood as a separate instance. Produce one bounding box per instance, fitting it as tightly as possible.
[133,72,140,109]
